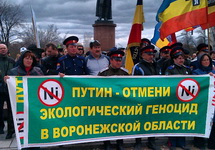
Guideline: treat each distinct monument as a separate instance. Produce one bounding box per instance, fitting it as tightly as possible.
[93,0,116,51]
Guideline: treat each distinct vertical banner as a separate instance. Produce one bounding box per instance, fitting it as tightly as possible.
[7,75,215,149]
[125,0,144,74]
[7,77,25,150]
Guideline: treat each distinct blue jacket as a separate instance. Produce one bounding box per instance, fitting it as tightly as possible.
[57,54,88,75]
[192,53,215,75]
[192,53,215,122]
[192,68,215,75]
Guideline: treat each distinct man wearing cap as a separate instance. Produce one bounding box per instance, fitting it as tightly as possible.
[161,43,185,74]
[27,44,45,63]
[57,36,88,76]
[165,47,191,75]
[20,47,27,53]
[41,43,62,75]
[85,40,109,75]
[116,47,126,67]
[132,45,160,75]
[157,46,171,73]
[165,47,191,150]
[140,38,151,48]
[0,43,15,139]
[170,42,183,49]
[98,49,128,76]
[138,38,152,62]
[15,44,44,68]
[98,49,128,150]
[132,45,161,150]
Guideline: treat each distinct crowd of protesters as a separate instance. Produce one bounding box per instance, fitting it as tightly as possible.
[0,35,215,150]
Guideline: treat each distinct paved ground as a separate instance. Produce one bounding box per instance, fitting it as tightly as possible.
[0,133,213,150]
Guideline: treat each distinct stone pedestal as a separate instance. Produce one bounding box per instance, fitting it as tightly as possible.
[93,21,116,51]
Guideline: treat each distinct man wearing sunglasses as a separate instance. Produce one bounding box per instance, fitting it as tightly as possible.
[77,44,85,57]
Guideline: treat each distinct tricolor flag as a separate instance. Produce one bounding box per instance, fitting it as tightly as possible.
[31,6,41,48]
[201,0,215,29]
[157,0,208,40]
[125,0,144,74]
[151,22,176,48]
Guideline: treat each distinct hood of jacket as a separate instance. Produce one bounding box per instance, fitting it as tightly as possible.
[197,53,213,72]
[17,50,37,70]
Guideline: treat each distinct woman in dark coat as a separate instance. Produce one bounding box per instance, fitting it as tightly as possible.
[165,47,191,150]
[192,53,215,149]
[8,50,43,76]
[192,53,215,75]
[4,50,43,144]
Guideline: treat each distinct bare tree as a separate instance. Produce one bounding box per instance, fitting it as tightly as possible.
[195,28,207,44]
[18,24,64,48]
[179,30,196,47]
[178,30,196,54]
[39,24,63,48]
[209,27,215,48]
[0,1,24,46]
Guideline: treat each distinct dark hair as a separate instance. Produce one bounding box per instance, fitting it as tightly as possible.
[77,45,84,50]
[201,54,211,62]
[89,40,101,48]
[45,43,57,51]
[210,50,215,55]
[23,51,37,67]
[198,53,213,71]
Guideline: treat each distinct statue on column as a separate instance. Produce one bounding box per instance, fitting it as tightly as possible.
[96,0,112,21]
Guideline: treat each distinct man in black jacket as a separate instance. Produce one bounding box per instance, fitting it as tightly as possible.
[0,43,15,139]
[41,43,62,75]
[132,45,160,76]
[132,45,161,150]
[98,49,128,150]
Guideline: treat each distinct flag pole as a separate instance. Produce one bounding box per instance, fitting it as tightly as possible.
[30,6,41,48]
[125,0,144,74]
[211,27,215,49]
[207,28,211,51]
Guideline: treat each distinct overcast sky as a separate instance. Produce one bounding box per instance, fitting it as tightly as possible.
[9,0,162,48]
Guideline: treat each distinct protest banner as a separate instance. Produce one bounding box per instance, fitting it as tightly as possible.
[6,75,214,149]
